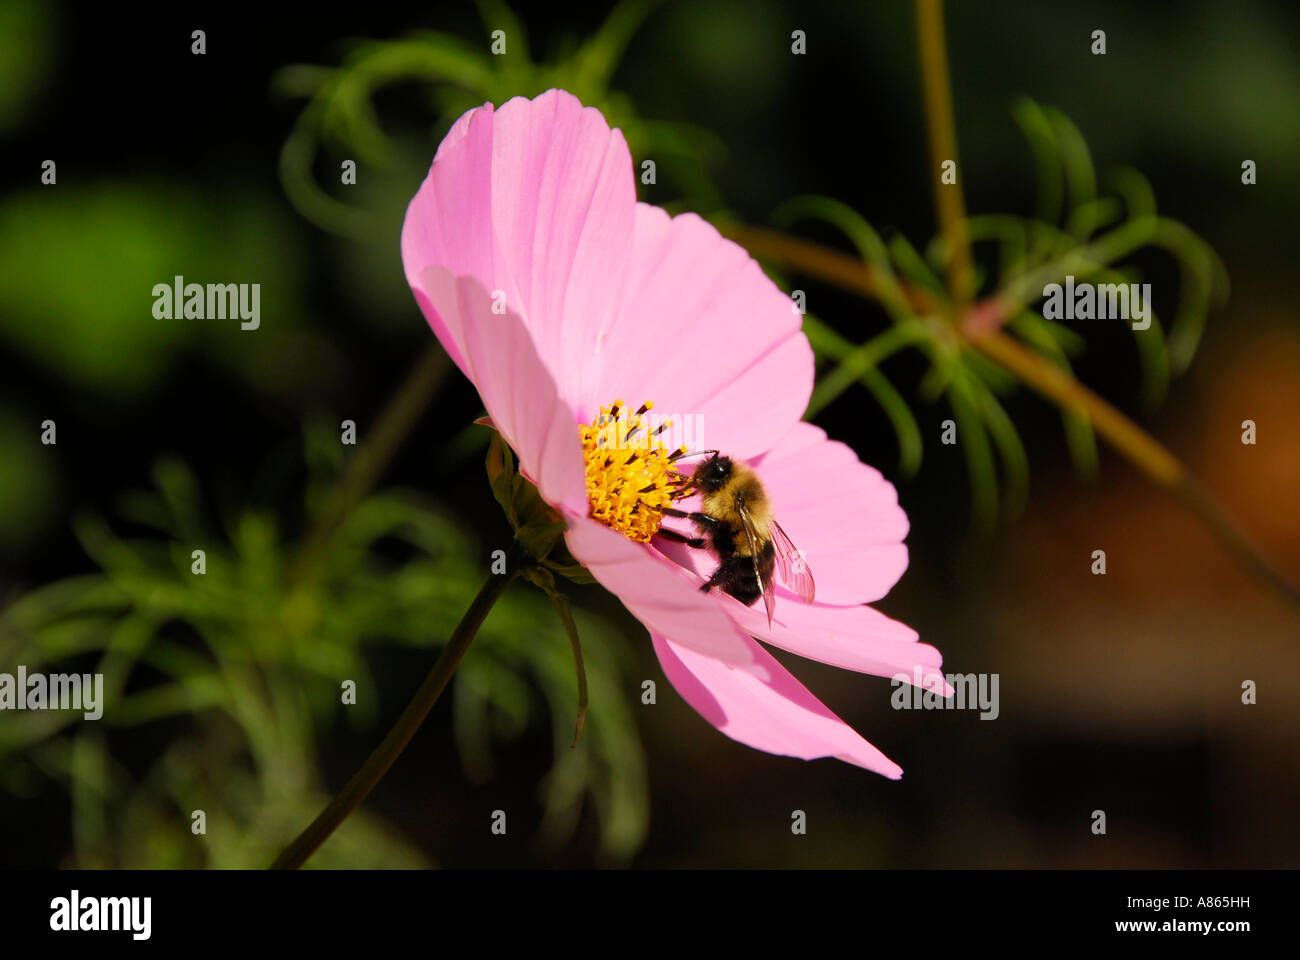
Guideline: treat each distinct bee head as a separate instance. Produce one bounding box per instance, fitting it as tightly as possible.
[694,454,733,494]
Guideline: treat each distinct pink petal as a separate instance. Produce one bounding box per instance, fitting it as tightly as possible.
[651,632,904,777]
[563,514,756,666]
[722,594,952,694]
[588,206,813,458]
[751,421,910,604]
[418,267,586,513]
[402,90,637,414]
[402,100,497,379]
[487,91,636,409]
[403,90,813,458]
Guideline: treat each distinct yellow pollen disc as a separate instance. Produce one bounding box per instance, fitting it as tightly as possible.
[580,399,687,542]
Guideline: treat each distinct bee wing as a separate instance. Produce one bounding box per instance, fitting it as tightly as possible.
[769,518,815,604]
[737,503,777,627]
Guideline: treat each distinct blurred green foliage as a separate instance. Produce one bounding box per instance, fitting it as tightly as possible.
[0,421,647,865]
[0,183,327,400]
[0,0,54,135]
[274,0,723,241]
[756,99,1225,527]
[0,405,58,556]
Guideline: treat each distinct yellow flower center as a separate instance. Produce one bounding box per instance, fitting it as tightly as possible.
[580,400,687,542]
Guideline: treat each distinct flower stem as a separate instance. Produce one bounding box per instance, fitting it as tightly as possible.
[915,0,974,311]
[967,327,1181,486]
[270,562,522,869]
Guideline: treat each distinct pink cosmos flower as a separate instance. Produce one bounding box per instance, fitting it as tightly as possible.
[401,89,947,777]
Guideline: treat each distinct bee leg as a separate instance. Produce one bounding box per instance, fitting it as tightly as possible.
[662,507,725,531]
[654,529,707,549]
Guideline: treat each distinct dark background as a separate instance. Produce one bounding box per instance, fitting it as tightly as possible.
[1,0,1297,867]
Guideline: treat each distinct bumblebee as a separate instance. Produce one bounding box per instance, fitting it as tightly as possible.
[658,453,815,625]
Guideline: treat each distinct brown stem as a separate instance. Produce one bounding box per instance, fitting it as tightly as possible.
[966,328,1182,486]
[915,0,974,310]
[719,222,939,311]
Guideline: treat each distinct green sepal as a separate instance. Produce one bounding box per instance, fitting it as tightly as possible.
[483,425,596,585]
[515,519,566,562]
[545,557,599,586]
[485,429,519,527]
